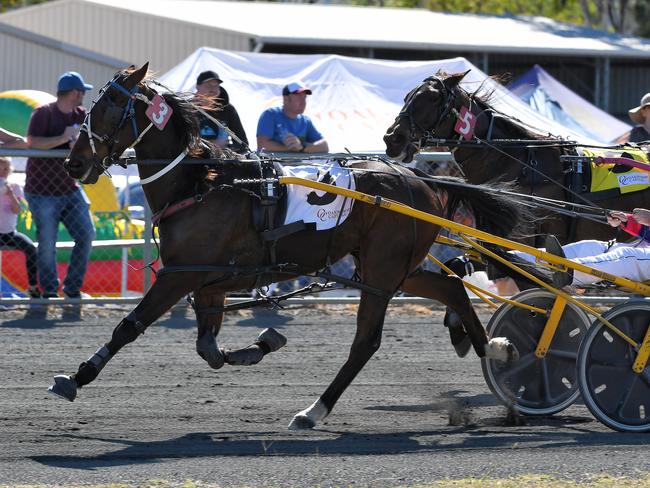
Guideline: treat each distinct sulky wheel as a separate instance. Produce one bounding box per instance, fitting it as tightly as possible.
[481,288,590,415]
[577,301,650,432]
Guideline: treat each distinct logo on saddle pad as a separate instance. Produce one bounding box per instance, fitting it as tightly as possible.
[283,162,355,231]
[307,171,338,206]
[584,147,650,195]
[618,173,649,188]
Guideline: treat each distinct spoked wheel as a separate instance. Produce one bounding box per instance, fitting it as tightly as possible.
[481,288,590,415]
[577,301,650,432]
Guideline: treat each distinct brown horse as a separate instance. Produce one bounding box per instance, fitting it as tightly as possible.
[383,72,649,244]
[52,64,522,430]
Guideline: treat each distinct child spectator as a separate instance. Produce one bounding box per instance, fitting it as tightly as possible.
[0,157,39,297]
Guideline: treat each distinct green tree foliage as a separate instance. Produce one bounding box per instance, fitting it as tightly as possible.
[0,0,49,13]
[351,0,650,37]
[635,0,650,37]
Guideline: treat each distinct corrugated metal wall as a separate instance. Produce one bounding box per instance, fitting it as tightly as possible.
[0,0,251,74]
[0,31,126,100]
[609,60,650,119]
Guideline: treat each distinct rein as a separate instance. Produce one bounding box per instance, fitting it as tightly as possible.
[139,149,188,185]
[151,186,214,226]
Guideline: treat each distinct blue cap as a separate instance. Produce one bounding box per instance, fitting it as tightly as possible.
[57,71,93,92]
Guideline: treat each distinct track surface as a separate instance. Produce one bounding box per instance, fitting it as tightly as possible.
[0,303,648,486]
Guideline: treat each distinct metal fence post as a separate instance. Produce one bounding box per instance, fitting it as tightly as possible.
[143,199,153,293]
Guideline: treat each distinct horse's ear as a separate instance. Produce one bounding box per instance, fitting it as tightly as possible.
[125,62,149,88]
[445,69,471,88]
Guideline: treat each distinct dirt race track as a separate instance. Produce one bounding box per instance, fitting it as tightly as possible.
[0,302,648,487]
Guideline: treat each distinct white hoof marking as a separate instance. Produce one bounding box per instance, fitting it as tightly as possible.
[485,337,519,362]
[288,399,328,430]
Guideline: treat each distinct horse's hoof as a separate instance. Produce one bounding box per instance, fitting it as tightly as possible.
[48,375,77,402]
[225,346,264,366]
[288,414,316,431]
[257,328,287,352]
[453,335,472,358]
[445,311,470,358]
[506,342,520,362]
[485,337,519,363]
[196,336,225,370]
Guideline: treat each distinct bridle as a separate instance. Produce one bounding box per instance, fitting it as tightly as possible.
[398,75,458,147]
[79,75,155,175]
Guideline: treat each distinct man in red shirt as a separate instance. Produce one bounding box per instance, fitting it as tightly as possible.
[25,71,96,298]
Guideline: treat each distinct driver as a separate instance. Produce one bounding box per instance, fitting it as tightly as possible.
[513,208,650,287]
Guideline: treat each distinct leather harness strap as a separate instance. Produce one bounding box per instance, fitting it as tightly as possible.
[151,188,214,226]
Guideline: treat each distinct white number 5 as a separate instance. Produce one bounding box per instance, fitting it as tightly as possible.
[454,106,476,140]
[457,111,473,134]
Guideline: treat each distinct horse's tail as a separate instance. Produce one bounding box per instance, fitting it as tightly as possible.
[426,175,534,238]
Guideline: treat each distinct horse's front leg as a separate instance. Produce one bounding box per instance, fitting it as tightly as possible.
[48,274,199,402]
[193,289,227,369]
[289,291,389,430]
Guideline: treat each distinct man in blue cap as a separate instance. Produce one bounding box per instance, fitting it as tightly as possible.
[25,71,96,299]
[256,81,328,153]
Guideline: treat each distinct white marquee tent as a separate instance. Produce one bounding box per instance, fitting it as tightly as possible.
[509,64,631,143]
[160,47,600,153]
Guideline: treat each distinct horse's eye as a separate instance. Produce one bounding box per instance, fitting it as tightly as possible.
[105,106,123,126]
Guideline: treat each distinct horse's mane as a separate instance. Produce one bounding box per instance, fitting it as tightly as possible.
[438,71,555,142]
[115,67,250,186]
[160,91,203,156]
[116,66,204,157]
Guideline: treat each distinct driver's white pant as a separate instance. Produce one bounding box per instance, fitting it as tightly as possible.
[514,239,650,286]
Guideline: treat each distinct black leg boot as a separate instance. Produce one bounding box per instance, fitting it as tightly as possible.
[442,257,472,358]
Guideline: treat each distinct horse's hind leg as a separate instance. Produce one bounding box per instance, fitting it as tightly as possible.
[289,291,390,430]
[400,268,518,362]
[401,268,486,355]
[48,275,199,402]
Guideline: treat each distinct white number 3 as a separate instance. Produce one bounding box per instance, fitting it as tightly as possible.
[152,100,169,125]
[145,94,173,130]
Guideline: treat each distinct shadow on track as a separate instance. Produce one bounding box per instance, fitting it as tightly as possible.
[32,426,649,470]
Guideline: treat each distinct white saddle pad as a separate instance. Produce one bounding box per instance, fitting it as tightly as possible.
[282,161,355,231]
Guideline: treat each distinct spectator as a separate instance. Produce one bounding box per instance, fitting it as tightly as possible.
[0,157,39,297]
[256,81,328,153]
[0,127,28,149]
[193,70,249,153]
[25,71,96,299]
[627,93,650,143]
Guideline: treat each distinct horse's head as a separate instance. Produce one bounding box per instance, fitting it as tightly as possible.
[383,71,469,164]
[65,63,152,183]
